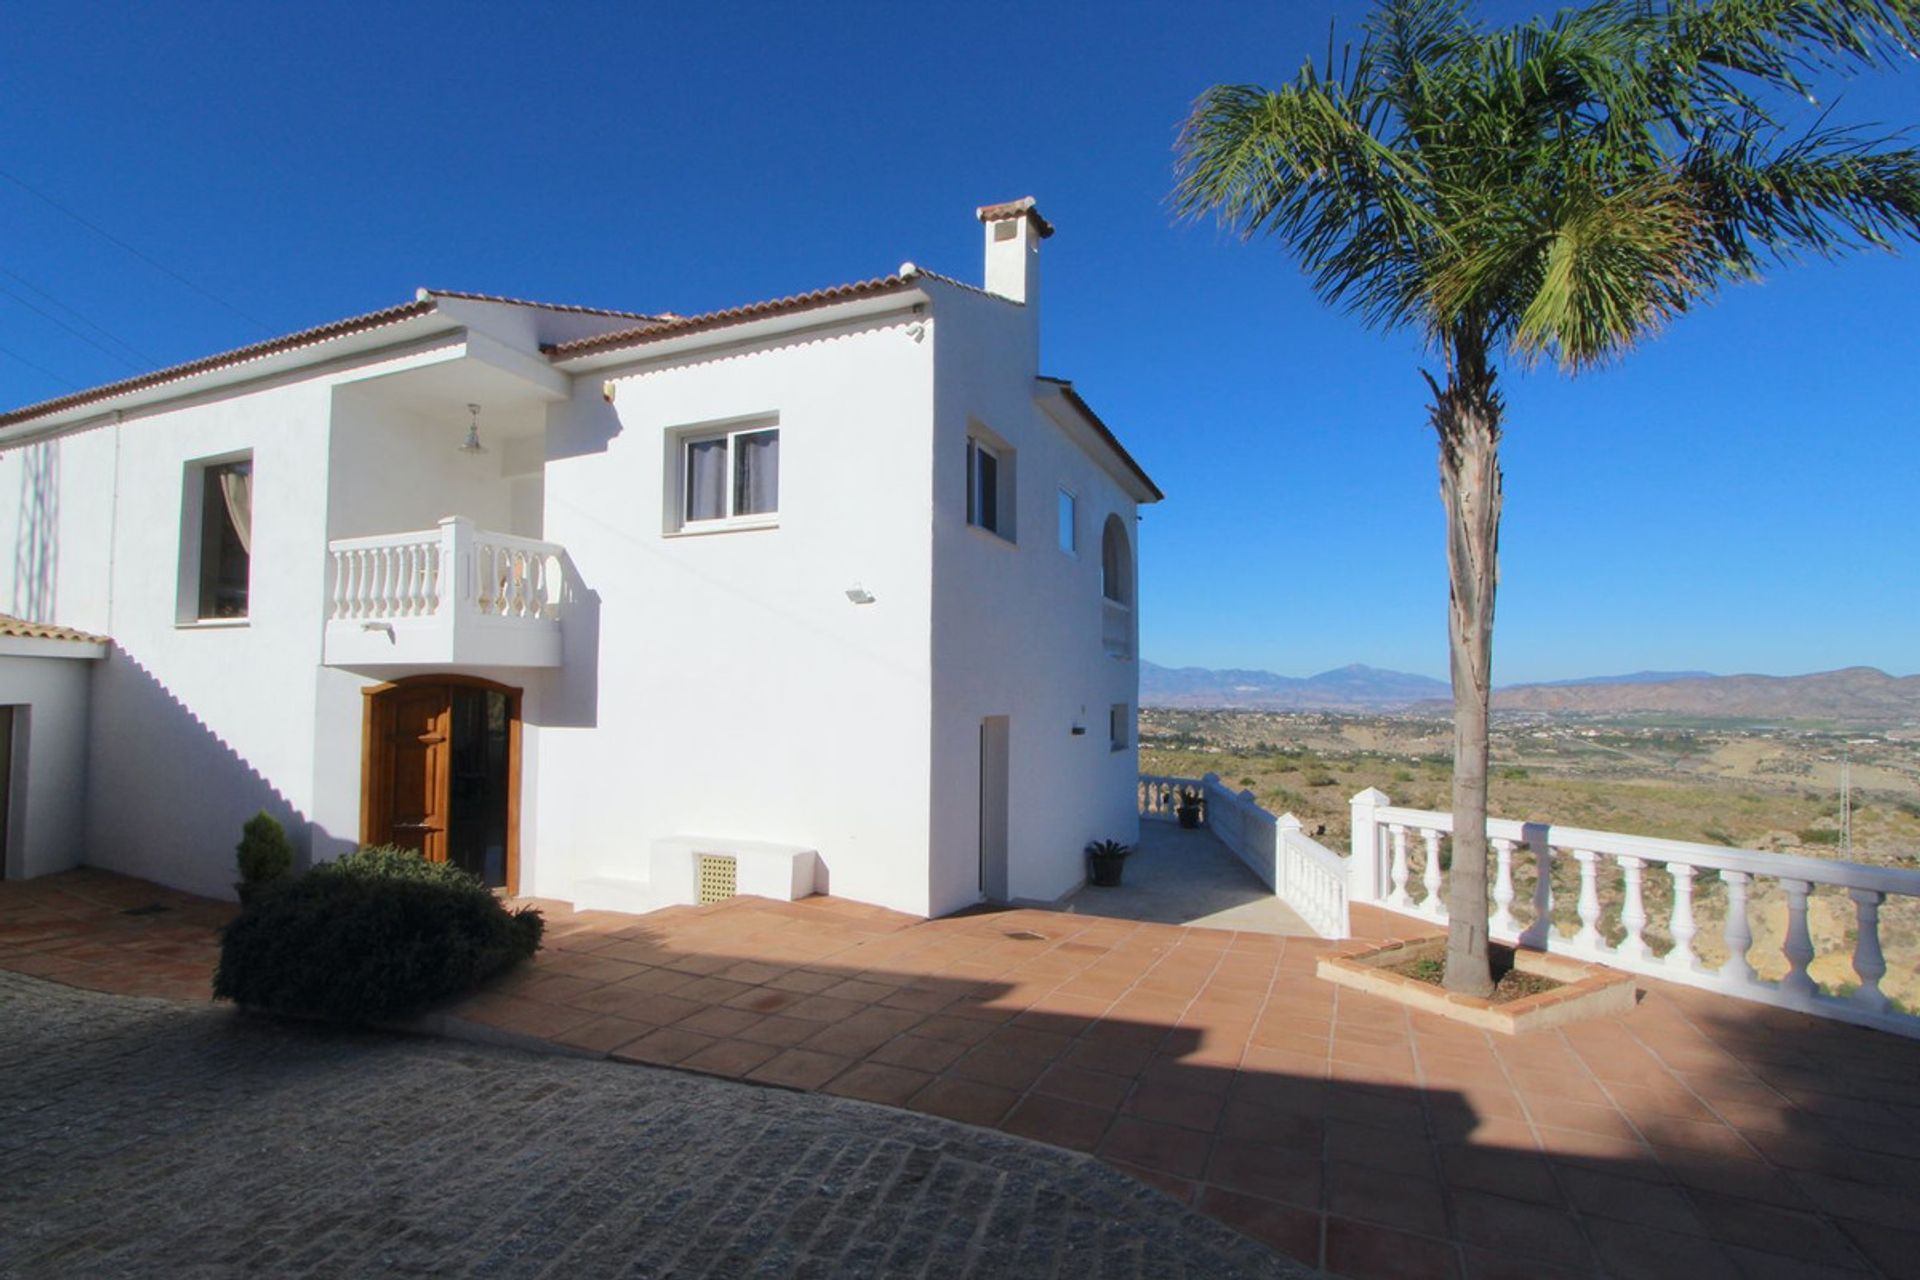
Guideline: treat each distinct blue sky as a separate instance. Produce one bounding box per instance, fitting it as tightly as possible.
[4,2,1916,684]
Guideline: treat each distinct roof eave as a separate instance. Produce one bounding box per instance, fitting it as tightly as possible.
[1036,377,1164,504]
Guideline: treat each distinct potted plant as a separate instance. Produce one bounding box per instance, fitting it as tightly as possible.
[1084,839,1132,887]
[234,810,294,905]
[1176,788,1203,829]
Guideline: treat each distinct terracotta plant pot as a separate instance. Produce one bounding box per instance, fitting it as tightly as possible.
[1087,853,1127,887]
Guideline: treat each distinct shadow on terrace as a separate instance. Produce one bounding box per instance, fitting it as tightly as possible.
[441,893,1920,1280]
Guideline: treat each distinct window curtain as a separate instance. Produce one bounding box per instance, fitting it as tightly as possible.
[734,429,779,516]
[219,465,252,555]
[686,438,727,520]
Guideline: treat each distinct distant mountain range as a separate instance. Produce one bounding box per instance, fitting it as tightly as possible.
[1142,661,1920,723]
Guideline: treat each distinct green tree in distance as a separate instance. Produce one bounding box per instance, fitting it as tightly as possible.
[1176,0,1920,994]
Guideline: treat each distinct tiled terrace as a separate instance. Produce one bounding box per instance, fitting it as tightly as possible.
[4,868,1918,1280]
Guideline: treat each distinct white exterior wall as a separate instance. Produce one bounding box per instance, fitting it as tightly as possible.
[532,310,940,915]
[0,649,97,879]
[926,286,1142,918]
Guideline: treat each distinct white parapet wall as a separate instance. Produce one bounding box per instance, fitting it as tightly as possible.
[1348,787,1920,1039]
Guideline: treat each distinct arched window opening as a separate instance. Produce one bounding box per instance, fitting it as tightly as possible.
[1101,514,1131,606]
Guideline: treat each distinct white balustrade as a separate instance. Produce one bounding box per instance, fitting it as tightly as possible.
[1138,775,1205,822]
[324,517,570,668]
[1136,774,1349,940]
[1347,790,1920,1039]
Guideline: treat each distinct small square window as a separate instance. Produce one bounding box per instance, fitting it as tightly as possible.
[186,457,251,621]
[1057,489,1076,554]
[1109,703,1129,752]
[679,425,779,528]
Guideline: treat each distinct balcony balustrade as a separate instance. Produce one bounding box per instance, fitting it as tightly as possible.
[323,516,569,668]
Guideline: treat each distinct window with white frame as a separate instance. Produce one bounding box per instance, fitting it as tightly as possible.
[1057,489,1077,554]
[967,435,1013,541]
[1109,703,1129,752]
[182,454,252,621]
[679,425,779,527]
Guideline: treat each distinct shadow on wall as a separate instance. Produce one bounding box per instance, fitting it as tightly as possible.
[547,391,623,463]
[539,573,600,729]
[13,440,58,622]
[480,906,1918,1279]
[84,646,342,899]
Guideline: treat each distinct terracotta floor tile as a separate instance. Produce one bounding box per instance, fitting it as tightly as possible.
[1032,1062,1133,1111]
[868,1033,969,1074]
[678,1037,782,1078]
[1106,1158,1198,1206]
[552,1014,655,1054]
[1435,1143,1562,1206]
[1323,1215,1462,1280]
[1688,1190,1870,1266]
[745,1047,853,1091]
[823,1062,933,1107]
[1585,1218,1740,1280]
[913,1014,1000,1046]
[1099,1115,1213,1181]
[1123,1079,1226,1133]
[907,1076,1019,1127]
[1196,1187,1322,1269]
[1002,1095,1113,1152]
[1458,1244,1592,1280]
[674,1005,764,1039]
[1325,1160,1449,1237]
[1205,1139,1322,1209]
[610,1025,716,1067]
[732,1013,818,1048]
[1449,1188,1586,1260]
[1559,1164,1702,1234]
[947,1045,1049,1092]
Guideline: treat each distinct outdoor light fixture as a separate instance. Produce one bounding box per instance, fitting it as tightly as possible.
[845,585,876,605]
[459,402,487,454]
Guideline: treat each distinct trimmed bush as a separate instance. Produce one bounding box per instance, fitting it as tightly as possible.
[234,811,294,894]
[214,847,542,1023]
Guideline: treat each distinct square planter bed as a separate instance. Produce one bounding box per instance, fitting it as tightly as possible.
[1316,937,1636,1034]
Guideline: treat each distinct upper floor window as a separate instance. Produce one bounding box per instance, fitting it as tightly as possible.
[188,457,251,621]
[966,430,1016,542]
[1101,513,1131,606]
[1057,489,1077,554]
[682,426,779,527]
[1109,702,1130,751]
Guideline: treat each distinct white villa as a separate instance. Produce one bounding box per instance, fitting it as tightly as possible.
[0,198,1163,919]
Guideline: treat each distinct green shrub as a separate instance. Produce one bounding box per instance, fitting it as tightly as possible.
[1305,772,1339,788]
[234,811,294,890]
[1499,766,1530,781]
[1798,828,1841,846]
[214,847,542,1023]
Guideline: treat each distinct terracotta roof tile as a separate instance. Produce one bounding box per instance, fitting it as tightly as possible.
[0,299,439,431]
[545,275,920,362]
[0,615,109,645]
[976,197,1055,239]
[423,290,665,322]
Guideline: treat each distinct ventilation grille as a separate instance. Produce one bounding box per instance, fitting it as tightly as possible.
[696,854,737,905]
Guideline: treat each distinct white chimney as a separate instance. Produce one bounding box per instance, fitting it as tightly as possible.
[976,197,1053,309]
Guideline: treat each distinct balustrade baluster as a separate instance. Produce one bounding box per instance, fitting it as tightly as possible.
[1522,841,1553,949]
[1617,855,1648,962]
[1572,850,1603,952]
[1491,839,1516,936]
[1779,878,1816,999]
[1420,829,1445,919]
[1665,863,1699,973]
[1388,824,1410,909]
[1720,869,1756,984]
[1848,888,1890,1013]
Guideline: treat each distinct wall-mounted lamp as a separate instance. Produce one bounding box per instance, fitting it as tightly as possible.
[459,402,487,454]
[602,380,617,403]
[1070,724,1087,736]
[845,585,876,605]
[361,621,395,641]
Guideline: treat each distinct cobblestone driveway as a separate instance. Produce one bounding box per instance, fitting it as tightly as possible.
[0,973,1306,1279]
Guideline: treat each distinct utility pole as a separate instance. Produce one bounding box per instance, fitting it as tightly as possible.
[1840,751,1852,858]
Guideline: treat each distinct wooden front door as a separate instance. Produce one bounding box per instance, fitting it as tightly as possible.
[371,684,452,864]
[363,678,519,890]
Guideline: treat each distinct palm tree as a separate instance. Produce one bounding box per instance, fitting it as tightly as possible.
[1176,0,1920,995]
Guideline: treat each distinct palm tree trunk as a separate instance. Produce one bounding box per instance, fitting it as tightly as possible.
[1429,332,1503,997]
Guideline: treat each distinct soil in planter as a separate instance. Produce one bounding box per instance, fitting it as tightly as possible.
[1382,944,1563,1004]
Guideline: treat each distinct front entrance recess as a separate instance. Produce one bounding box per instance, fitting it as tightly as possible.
[363,678,518,890]
[979,715,1010,902]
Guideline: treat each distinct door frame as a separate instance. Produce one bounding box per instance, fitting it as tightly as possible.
[361,674,522,893]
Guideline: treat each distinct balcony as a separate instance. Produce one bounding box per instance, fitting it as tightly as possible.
[324,517,569,668]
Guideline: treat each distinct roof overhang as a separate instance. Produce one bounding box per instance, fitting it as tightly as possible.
[0,634,109,659]
[1035,377,1163,504]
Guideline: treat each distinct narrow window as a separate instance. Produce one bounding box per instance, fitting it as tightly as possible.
[1057,489,1076,554]
[1101,513,1131,605]
[967,438,1000,534]
[1109,703,1129,752]
[681,426,779,527]
[197,459,252,619]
